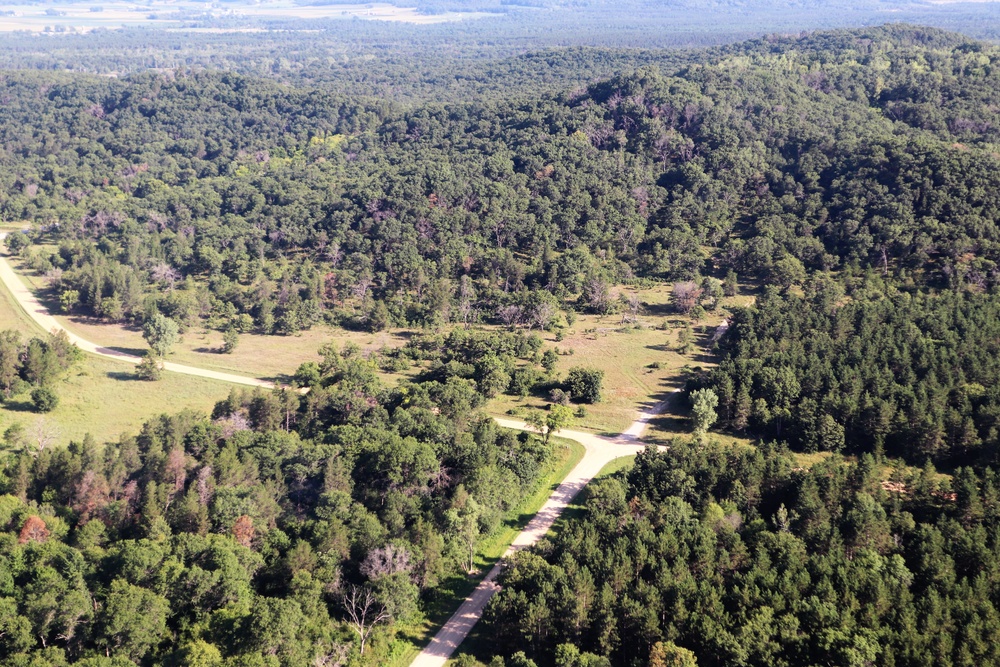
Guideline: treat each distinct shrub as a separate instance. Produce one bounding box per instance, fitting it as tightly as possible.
[549,388,571,406]
[4,231,29,255]
[221,328,239,354]
[135,352,162,381]
[509,366,541,397]
[30,387,59,412]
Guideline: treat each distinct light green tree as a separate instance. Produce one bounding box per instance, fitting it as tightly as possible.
[690,388,719,441]
[446,487,482,574]
[527,405,574,444]
[96,580,169,661]
[142,313,179,357]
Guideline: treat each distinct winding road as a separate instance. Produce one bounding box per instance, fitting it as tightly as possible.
[0,231,275,389]
[1,231,675,666]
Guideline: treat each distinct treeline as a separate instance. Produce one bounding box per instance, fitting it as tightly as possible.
[480,442,1000,667]
[706,284,1000,467]
[0,331,561,666]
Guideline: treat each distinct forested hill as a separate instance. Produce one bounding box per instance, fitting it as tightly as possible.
[2,25,997,336]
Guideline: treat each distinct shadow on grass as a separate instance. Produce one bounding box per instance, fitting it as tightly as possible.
[643,302,675,317]
[0,398,37,413]
[67,314,143,333]
[106,371,142,382]
[103,346,149,358]
[270,373,296,387]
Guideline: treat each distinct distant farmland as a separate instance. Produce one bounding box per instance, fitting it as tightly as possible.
[0,1,493,33]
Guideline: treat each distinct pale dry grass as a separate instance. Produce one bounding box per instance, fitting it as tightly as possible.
[493,283,730,436]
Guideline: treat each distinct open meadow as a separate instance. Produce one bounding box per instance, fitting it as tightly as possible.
[0,251,235,446]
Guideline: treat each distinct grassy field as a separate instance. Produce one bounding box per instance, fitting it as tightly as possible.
[387,434,586,667]
[11,253,731,432]
[492,284,731,436]
[6,247,747,447]
[0,253,238,446]
[8,253,413,383]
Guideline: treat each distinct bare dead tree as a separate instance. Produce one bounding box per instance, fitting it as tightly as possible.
[29,418,59,455]
[150,262,181,290]
[457,276,477,328]
[530,302,556,330]
[620,293,642,325]
[342,584,390,655]
[497,304,523,328]
[583,278,615,315]
[360,544,412,580]
[672,281,704,314]
[352,274,374,301]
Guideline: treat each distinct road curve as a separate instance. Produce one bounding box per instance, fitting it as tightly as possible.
[411,400,675,667]
[2,232,675,664]
[0,232,275,389]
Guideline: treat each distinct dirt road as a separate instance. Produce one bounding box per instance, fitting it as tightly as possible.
[2,232,677,665]
[411,397,675,667]
[0,232,275,389]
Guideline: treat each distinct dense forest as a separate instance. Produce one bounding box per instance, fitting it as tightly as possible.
[706,286,1000,467]
[481,443,1000,667]
[4,25,1000,337]
[4,21,1000,667]
[0,330,569,666]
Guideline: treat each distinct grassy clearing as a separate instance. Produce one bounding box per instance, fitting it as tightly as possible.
[1,356,233,446]
[0,267,42,337]
[9,254,412,383]
[387,434,585,667]
[0,256,237,445]
[493,285,729,436]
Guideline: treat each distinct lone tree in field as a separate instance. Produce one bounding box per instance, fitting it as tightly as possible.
[527,404,574,444]
[135,351,162,381]
[566,366,604,403]
[690,388,719,441]
[143,313,179,357]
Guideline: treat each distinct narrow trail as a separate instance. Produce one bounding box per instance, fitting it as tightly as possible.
[411,395,677,667]
[0,232,275,389]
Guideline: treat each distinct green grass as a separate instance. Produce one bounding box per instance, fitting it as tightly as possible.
[0,253,238,445]
[0,267,41,336]
[1,356,235,446]
[386,434,585,667]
